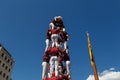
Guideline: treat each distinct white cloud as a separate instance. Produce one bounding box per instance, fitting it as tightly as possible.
[86,68,120,80]
[109,68,115,71]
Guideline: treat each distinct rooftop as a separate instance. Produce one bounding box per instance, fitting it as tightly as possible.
[0,44,15,62]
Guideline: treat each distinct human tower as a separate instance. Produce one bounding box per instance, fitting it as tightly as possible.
[42,16,71,80]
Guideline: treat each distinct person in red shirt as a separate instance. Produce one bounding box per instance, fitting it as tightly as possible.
[52,16,69,53]
[43,47,71,77]
[52,16,65,32]
[45,71,70,80]
[60,31,69,53]
[45,23,60,51]
[43,46,65,77]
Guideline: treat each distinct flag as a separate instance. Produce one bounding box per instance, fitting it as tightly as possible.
[86,32,99,80]
[87,32,94,65]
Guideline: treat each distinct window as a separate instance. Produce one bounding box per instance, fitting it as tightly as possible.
[5,66,8,70]
[5,56,7,60]
[3,73,6,78]
[6,75,9,80]
[0,60,1,64]
[7,59,10,63]
[1,53,4,57]
[0,71,2,75]
[2,63,5,67]
[8,69,11,72]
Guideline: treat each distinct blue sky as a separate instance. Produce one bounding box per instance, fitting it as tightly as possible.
[0,0,120,80]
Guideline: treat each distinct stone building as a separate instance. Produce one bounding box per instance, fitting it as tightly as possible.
[0,44,14,80]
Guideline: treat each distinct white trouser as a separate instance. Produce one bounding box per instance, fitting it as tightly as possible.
[45,39,50,51]
[66,61,71,78]
[64,41,68,53]
[42,62,48,79]
[47,73,51,78]
[51,34,59,47]
[58,65,63,75]
[49,56,58,77]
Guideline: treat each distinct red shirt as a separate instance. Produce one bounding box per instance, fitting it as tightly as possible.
[45,76,69,80]
[52,19,65,28]
[45,76,63,80]
[44,47,60,58]
[49,47,59,56]
[51,29,59,34]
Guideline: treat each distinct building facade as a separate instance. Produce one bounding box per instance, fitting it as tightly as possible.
[0,44,14,80]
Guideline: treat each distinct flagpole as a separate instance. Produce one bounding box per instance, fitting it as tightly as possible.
[86,32,99,80]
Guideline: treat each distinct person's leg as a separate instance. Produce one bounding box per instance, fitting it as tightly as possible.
[42,62,48,79]
[45,39,50,51]
[66,61,71,78]
[49,57,55,77]
[54,56,59,76]
[51,34,56,47]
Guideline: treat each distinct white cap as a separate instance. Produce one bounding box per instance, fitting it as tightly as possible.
[54,16,62,20]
